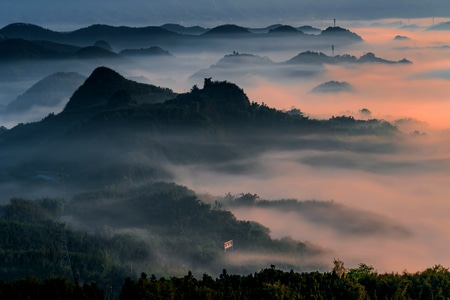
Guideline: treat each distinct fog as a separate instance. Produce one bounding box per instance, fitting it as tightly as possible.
[1,18,450,275]
[166,21,450,273]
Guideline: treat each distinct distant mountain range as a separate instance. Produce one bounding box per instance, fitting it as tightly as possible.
[0,22,363,50]
[190,51,412,82]
[287,51,411,65]
[0,38,174,61]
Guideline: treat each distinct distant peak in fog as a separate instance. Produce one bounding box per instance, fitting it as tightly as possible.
[287,51,412,65]
[311,81,353,94]
[268,25,303,35]
[203,24,251,35]
[320,26,363,41]
[4,72,86,113]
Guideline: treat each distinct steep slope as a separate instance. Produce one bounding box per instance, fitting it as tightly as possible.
[63,66,175,112]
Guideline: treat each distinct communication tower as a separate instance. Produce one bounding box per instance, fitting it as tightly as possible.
[56,221,73,280]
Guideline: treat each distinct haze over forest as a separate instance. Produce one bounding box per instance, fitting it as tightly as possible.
[1,1,450,290]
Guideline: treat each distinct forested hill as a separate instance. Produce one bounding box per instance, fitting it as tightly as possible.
[0,66,397,197]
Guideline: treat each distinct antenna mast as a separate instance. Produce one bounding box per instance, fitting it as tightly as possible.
[57,221,73,280]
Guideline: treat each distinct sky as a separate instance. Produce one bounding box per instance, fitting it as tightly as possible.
[2,1,450,274]
[1,0,450,29]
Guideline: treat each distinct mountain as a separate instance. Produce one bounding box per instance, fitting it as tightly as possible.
[311,81,353,93]
[0,67,397,199]
[0,38,121,61]
[73,45,119,59]
[161,23,207,35]
[0,38,72,60]
[203,24,252,36]
[68,24,180,45]
[286,51,412,65]
[93,40,113,51]
[119,46,174,57]
[0,23,182,48]
[0,22,63,41]
[358,52,412,64]
[320,26,363,41]
[4,72,86,114]
[268,25,303,34]
[394,35,410,40]
[189,52,297,82]
[0,22,364,53]
[63,66,175,112]
[298,25,321,34]
[286,51,334,65]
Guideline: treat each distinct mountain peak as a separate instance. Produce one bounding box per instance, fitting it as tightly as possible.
[63,67,175,113]
[320,26,363,41]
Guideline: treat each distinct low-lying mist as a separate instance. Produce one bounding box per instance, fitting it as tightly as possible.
[172,130,450,273]
[1,18,450,276]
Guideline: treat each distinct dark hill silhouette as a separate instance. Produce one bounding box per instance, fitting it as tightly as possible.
[298,25,321,34]
[248,24,283,33]
[69,24,179,44]
[311,81,353,93]
[320,26,363,41]
[161,23,207,35]
[286,51,411,65]
[31,40,80,53]
[0,23,181,47]
[189,52,285,82]
[63,66,175,112]
[0,38,69,60]
[269,25,303,34]
[0,22,63,41]
[286,51,334,64]
[0,38,122,61]
[214,52,274,67]
[119,46,173,57]
[358,52,412,64]
[5,72,86,113]
[203,24,251,35]
[93,40,113,51]
[394,35,410,41]
[0,22,364,52]
[74,46,119,59]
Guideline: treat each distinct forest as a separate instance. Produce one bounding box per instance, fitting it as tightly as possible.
[1,187,450,299]
[2,262,450,299]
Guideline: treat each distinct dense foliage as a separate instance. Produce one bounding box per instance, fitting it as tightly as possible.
[0,182,325,288]
[2,264,450,299]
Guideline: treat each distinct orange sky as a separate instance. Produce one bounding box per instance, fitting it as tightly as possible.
[175,23,450,272]
[246,23,450,131]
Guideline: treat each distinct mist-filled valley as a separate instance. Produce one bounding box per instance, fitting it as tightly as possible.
[1,17,450,296]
